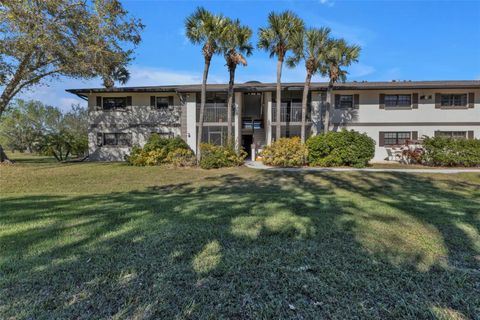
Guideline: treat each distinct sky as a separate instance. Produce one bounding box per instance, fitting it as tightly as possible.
[16,0,480,110]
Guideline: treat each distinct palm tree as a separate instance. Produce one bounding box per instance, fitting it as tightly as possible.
[220,19,253,144]
[258,11,304,141]
[185,7,229,161]
[287,27,331,143]
[321,39,360,133]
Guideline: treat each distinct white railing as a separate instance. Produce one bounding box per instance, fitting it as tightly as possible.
[196,103,228,122]
[272,103,310,122]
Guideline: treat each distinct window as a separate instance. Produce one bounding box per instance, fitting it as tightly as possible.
[102,97,127,111]
[385,94,411,107]
[384,132,411,146]
[208,131,223,145]
[436,131,467,139]
[440,94,467,107]
[156,97,170,109]
[155,96,173,110]
[100,133,131,146]
[338,95,353,109]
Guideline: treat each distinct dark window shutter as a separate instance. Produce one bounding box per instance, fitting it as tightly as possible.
[434,130,440,137]
[379,132,385,146]
[150,96,156,108]
[412,131,418,140]
[379,94,385,109]
[435,93,441,109]
[126,96,132,107]
[96,132,103,146]
[412,93,418,109]
[353,94,360,109]
[335,94,340,109]
[468,130,474,139]
[468,92,474,108]
[96,96,102,110]
[168,96,174,107]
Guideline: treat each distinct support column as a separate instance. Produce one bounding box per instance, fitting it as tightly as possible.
[310,91,323,136]
[234,92,243,152]
[265,92,272,145]
[186,93,197,153]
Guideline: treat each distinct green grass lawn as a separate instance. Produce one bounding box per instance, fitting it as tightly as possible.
[1,154,479,319]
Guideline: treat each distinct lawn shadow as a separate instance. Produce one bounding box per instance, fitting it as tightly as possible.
[0,170,479,318]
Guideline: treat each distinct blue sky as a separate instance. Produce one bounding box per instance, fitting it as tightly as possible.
[18,0,480,110]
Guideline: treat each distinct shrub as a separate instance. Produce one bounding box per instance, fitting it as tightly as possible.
[422,136,480,167]
[261,137,307,167]
[199,143,246,169]
[126,134,193,166]
[306,129,375,168]
[166,148,196,167]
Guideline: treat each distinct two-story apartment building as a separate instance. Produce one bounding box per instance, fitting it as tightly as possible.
[67,80,480,162]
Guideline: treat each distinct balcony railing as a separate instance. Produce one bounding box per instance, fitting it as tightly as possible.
[196,103,228,122]
[272,102,310,122]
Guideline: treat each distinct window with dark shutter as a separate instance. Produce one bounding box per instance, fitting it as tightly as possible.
[412,93,418,109]
[468,92,475,108]
[96,132,103,146]
[96,96,102,110]
[155,97,170,109]
[336,95,353,109]
[440,94,467,108]
[384,94,412,108]
[353,94,359,109]
[468,131,474,139]
[379,94,385,109]
[411,131,418,140]
[150,96,155,108]
[382,132,411,146]
[379,132,385,146]
[102,97,127,111]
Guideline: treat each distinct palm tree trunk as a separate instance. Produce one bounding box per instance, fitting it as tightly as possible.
[301,71,312,143]
[196,56,211,162]
[324,80,333,133]
[227,65,236,143]
[275,57,283,140]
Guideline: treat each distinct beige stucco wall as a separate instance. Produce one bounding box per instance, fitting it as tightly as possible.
[86,88,480,162]
[87,92,183,161]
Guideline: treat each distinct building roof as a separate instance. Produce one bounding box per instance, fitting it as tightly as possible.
[67,80,480,98]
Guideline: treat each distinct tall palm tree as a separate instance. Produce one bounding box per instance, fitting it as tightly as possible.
[321,39,360,133]
[185,7,229,161]
[287,27,331,143]
[258,11,304,141]
[220,19,253,144]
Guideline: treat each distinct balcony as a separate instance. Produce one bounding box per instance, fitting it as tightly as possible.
[196,103,228,123]
[272,102,310,122]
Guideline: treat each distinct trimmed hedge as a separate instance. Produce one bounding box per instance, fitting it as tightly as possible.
[422,136,480,167]
[126,134,195,166]
[261,137,307,167]
[199,143,247,169]
[306,129,375,168]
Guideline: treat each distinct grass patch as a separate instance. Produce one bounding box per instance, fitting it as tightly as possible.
[1,158,479,318]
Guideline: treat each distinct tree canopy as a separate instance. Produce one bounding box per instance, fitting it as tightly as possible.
[0,0,144,116]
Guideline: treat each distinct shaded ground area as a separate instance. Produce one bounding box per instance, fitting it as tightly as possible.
[0,158,479,319]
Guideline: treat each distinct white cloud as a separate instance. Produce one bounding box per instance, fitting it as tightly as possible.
[319,0,335,7]
[127,65,226,86]
[348,64,376,78]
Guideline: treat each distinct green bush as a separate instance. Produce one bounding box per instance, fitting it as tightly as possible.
[166,148,196,167]
[126,134,193,166]
[306,129,375,168]
[199,143,246,169]
[261,137,307,167]
[422,136,480,167]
